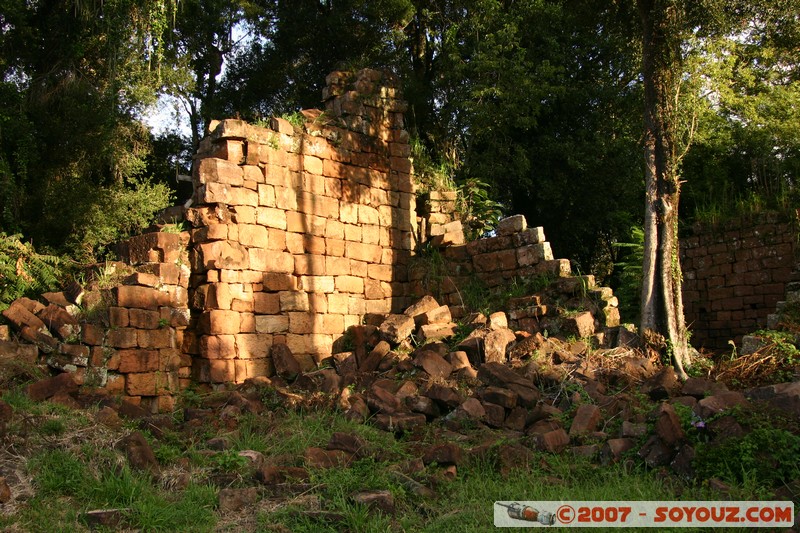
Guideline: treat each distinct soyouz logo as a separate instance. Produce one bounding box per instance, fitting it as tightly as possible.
[494,501,795,528]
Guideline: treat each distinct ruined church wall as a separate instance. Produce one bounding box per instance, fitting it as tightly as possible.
[681,212,799,350]
[184,70,417,384]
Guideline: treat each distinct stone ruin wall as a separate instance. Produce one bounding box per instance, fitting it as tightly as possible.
[184,70,417,384]
[1,69,623,412]
[681,212,800,350]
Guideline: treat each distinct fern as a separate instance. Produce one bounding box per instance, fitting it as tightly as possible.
[0,233,67,312]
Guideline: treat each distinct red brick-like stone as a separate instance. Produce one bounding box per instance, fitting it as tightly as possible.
[569,404,602,437]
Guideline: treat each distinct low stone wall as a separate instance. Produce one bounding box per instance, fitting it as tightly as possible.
[413,215,621,340]
[681,212,799,350]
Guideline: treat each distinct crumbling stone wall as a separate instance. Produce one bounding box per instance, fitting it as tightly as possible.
[1,69,623,412]
[184,69,417,384]
[681,212,800,350]
[412,214,621,341]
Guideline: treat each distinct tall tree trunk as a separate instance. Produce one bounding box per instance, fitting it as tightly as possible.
[637,0,690,379]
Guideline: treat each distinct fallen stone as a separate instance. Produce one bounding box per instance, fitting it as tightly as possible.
[418,305,452,326]
[569,404,602,438]
[394,380,418,401]
[655,403,685,446]
[507,334,545,360]
[695,391,748,419]
[366,384,401,414]
[638,435,673,467]
[505,383,540,408]
[379,314,416,344]
[238,450,265,469]
[26,372,78,402]
[219,487,259,512]
[620,421,647,438]
[497,444,536,477]
[563,311,595,338]
[272,344,301,381]
[422,443,463,466]
[682,377,728,398]
[83,509,129,529]
[414,351,452,379]
[327,432,368,457]
[0,476,10,503]
[670,444,695,479]
[37,304,80,341]
[117,431,159,473]
[404,295,441,324]
[483,328,516,364]
[571,444,600,460]
[345,396,369,423]
[458,398,485,420]
[406,395,440,417]
[447,351,472,371]
[255,465,310,485]
[457,332,485,366]
[304,447,353,469]
[351,490,395,515]
[361,341,390,372]
[482,387,517,409]
[423,383,463,407]
[333,351,358,377]
[640,367,680,401]
[417,323,457,343]
[373,413,427,433]
[477,362,531,389]
[482,402,505,428]
[95,406,123,429]
[536,428,570,453]
[601,438,636,464]
[487,312,508,330]
[0,339,38,364]
[503,406,527,432]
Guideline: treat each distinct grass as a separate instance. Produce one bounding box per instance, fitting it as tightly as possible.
[0,378,794,532]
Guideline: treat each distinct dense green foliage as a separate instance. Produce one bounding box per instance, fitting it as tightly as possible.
[0,0,179,261]
[0,233,68,311]
[1,0,799,289]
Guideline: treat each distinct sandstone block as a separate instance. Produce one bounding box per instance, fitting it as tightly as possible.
[569,404,602,437]
[117,349,160,373]
[379,314,415,344]
[413,350,452,379]
[496,214,527,235]
[483,328,516,364]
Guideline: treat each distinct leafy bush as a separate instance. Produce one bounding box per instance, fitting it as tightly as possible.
[67,177,174,262]
[457,177,504,240]
[0,233,68,311]
[694,428,800,486]
[611,226,644,323]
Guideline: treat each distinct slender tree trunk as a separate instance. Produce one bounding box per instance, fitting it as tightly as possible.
[637,0,690,379]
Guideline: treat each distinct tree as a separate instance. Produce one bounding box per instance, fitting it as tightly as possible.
[0,0,177,260]
[635,0,800,378]
[637,0,690,378]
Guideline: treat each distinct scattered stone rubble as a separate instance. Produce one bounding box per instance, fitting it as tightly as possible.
[2,291,799,524]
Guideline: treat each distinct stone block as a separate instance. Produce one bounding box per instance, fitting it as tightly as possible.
[379,314,415,344]
[204,310,241,335]
[482,328,515,364]
[413,350,452,379]
[106,328,138,348]
[569,404,602,437]
[496,214,527,236]
[37,304,80,340]
[138,328,173,349]
[117,349,160,373]
[537,428,570,453]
